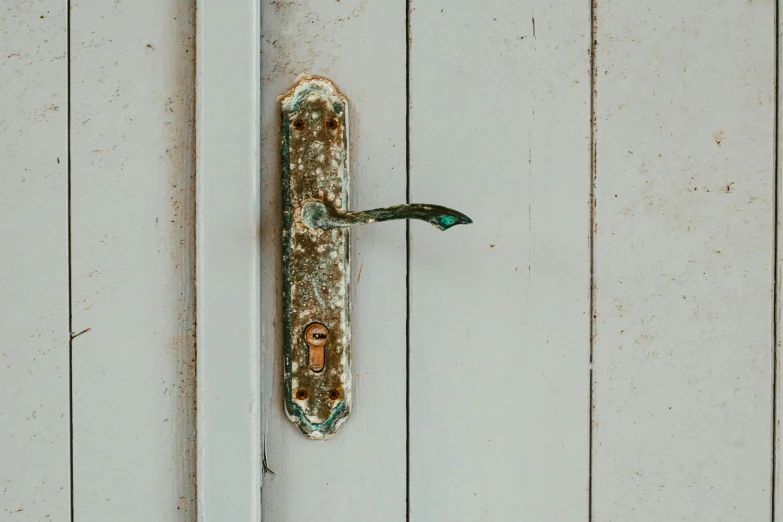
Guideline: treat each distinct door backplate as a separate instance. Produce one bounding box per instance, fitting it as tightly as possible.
[281,77,351,440]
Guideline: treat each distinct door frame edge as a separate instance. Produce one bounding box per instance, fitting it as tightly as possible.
[196,0,262,520]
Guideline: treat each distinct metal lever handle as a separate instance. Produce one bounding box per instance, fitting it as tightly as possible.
[302,201,472,231]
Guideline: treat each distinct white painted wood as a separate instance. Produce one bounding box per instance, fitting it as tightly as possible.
[408,2,591,520]
[70,0,197,519]
[0,2,70,520]
[594,1,775,520]
[196,0,262,520]
[259,1,407,520]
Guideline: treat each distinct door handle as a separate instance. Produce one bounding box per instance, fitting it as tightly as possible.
[281,76,471,439]
[302,201,472,231]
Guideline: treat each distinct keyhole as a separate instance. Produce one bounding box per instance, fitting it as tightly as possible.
[304,323,328,372]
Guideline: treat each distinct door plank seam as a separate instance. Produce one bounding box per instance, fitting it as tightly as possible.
[773,1,780,520]
[67,0,74,519]
[405,1,412,521]
[589,1,597,521]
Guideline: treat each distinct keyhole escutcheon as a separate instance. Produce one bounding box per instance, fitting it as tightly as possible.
[304,323,328,372]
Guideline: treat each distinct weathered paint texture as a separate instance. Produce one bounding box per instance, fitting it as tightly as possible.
[70,0,197,518]
[408,0,592,520]
[593,1,775,520]
[1,1,71,520]
[281,77,352,439]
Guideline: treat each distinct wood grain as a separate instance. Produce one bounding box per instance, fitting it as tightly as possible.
[408,1,592,520]
[70,0,197,519]
[0,2,70,520]
[593,1,775,519]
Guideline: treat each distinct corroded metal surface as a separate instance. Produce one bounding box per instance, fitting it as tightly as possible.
[302,201,472,231]
[281,77,351,439]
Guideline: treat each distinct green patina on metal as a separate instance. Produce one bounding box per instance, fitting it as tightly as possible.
[302,201,472,231]
[281,76,472,440]
[281,77,351,440]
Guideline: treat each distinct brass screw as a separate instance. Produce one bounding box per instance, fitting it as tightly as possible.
[293,119,305,130]
[325,118,338,130]
[295,388,308,400]
[327,389,340,401]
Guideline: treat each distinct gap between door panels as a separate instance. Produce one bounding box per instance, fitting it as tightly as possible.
[66,0,75,519]
[589,0,597,519]
[774,0,781,519]
[405,2,412,522]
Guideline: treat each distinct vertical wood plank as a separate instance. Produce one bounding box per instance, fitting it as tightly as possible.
[70,0,196,519]
[0,2,70,520]
[593,1,775,519]
[408,2,592,520]
[196,0,262,519]
[259,1,407,520]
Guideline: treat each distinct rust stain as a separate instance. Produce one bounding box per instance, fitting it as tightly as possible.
[270,1,297,12]
[282,78,351,438]
[160,1,198,516]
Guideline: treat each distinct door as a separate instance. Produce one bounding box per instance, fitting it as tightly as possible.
[3,0,775,520]
[198,0,778,521]
[257,2,590,519]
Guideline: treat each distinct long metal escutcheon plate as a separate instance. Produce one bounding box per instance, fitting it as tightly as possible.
[281,77,351,439]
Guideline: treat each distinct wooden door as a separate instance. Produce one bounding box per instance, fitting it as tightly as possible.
[196,1,772,521]
[3,0,779,521]
[248,2,590,520]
